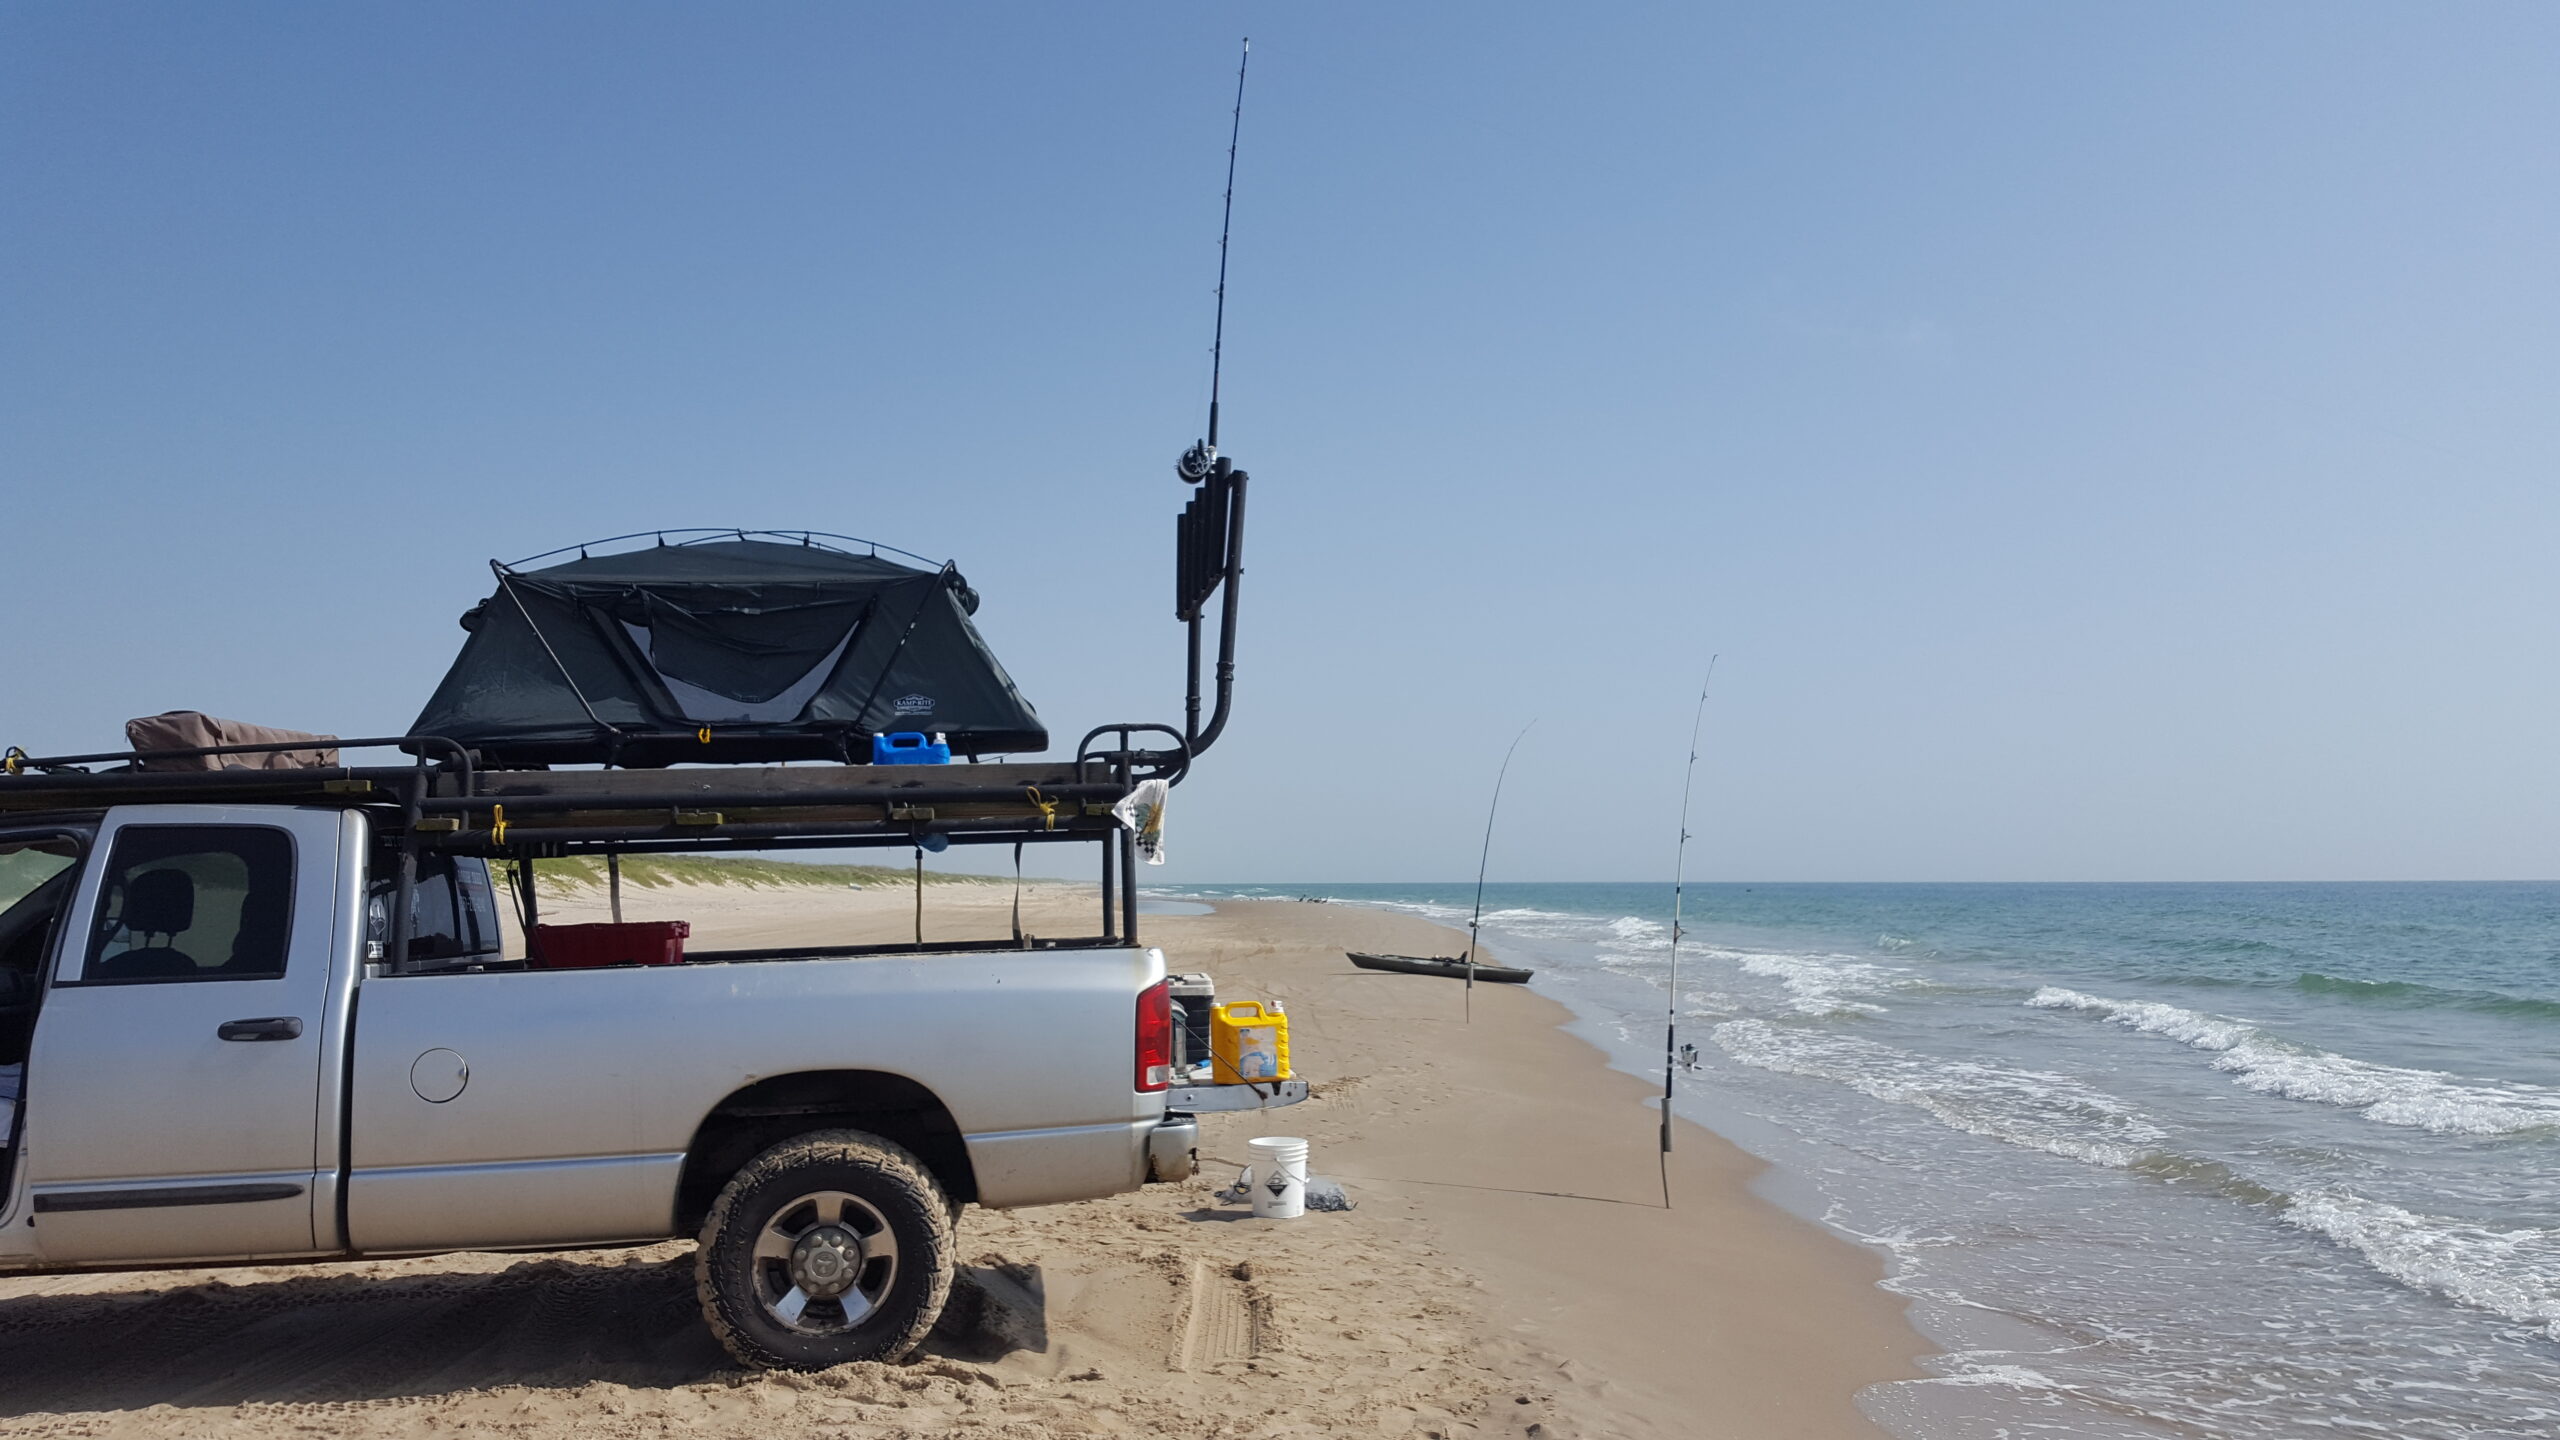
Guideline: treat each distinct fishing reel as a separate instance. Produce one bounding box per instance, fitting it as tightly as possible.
[1176,439,1218,485]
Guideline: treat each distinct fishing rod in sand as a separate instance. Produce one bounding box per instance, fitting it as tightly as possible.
[1463,720,1536,1024]
[1660,657,1717,1209]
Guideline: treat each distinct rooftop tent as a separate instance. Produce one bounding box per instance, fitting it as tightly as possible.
[408,535,1046,767]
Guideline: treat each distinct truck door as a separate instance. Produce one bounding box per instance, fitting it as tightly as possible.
[24,806,351,1263]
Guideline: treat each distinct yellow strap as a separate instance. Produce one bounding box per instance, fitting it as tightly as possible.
[490,804,508,845]
[697,727,713,744]
[1024,786,1060,830]
[0,747,22,776]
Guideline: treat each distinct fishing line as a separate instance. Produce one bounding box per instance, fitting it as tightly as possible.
[1661,657,1717,1209]
[1464,719,1535,1024]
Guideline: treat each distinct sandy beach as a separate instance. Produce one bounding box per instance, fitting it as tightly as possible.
[0,880,1924,1439]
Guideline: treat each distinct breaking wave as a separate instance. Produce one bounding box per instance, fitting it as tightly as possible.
[1605,915,1668,947]
[1706,949,1904,1017]
[2282,1192,2560,1340]
[2027,988,2560,1136]
[1713,1019,2166,1167]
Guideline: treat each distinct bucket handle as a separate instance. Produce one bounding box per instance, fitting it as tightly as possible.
[1220,1001,1267,1021]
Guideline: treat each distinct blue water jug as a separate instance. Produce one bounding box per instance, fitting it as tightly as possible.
[872,731,951,765]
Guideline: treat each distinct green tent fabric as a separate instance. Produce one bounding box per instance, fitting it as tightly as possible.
[408,538,1045,766]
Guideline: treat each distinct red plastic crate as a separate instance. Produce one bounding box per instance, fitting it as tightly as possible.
[530,920,690,969]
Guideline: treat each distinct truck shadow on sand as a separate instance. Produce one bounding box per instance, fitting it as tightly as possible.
[0,1252,1047,1415]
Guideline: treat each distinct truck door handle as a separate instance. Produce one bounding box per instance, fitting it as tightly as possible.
[217,1017,304,1042]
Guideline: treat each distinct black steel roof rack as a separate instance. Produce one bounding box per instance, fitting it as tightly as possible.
[0,735,1171,951]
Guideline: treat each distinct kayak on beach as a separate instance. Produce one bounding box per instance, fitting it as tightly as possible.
[1346,951,1534,984]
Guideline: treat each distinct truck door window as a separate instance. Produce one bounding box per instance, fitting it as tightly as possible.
[82,827,294,983]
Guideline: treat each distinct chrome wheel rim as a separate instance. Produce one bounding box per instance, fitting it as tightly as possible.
[750,1189,900,1334]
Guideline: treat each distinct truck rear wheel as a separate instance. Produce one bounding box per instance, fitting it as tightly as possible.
[695,1128,955,1370]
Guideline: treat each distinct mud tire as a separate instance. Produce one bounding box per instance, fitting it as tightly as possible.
[695,1128,955,1370]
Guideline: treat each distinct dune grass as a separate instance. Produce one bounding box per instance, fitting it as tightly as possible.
[506,854,1003,896]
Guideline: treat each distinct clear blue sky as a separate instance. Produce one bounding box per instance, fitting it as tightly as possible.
[4,4,2554,882]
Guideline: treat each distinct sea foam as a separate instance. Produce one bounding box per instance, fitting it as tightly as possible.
[1714,1019,2165,1168]
[1605,914,1668,947]
[2282,1191,2560,1339]
[1716,949,1903,1016]
[2027,988,2560,1136]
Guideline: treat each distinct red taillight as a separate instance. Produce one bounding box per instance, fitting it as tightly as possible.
[1136,979,1173,1092]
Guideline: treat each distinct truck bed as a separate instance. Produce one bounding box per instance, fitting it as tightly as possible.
[345,943,1167,1254]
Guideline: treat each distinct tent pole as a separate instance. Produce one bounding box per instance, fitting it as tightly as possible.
[491,565,622,739]
[848,569,956,741]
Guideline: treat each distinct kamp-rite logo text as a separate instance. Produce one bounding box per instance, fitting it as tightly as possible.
[892,694,935,717]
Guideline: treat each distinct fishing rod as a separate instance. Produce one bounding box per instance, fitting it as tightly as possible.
[1209,37,1248,452]
[1464,720,1535,1024]
[1197,37,1251,457]
[1660,657,1717,1208]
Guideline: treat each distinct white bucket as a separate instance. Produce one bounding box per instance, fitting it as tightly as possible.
[1245,1136,1309,1219]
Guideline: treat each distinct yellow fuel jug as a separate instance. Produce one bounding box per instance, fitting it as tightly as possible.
[1210,1000,1291,1084]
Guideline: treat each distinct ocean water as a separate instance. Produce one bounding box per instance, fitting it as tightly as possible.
[1158,881,2560,1440]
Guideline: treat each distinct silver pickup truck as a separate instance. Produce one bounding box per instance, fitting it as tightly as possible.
[0,797,1216,1370]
